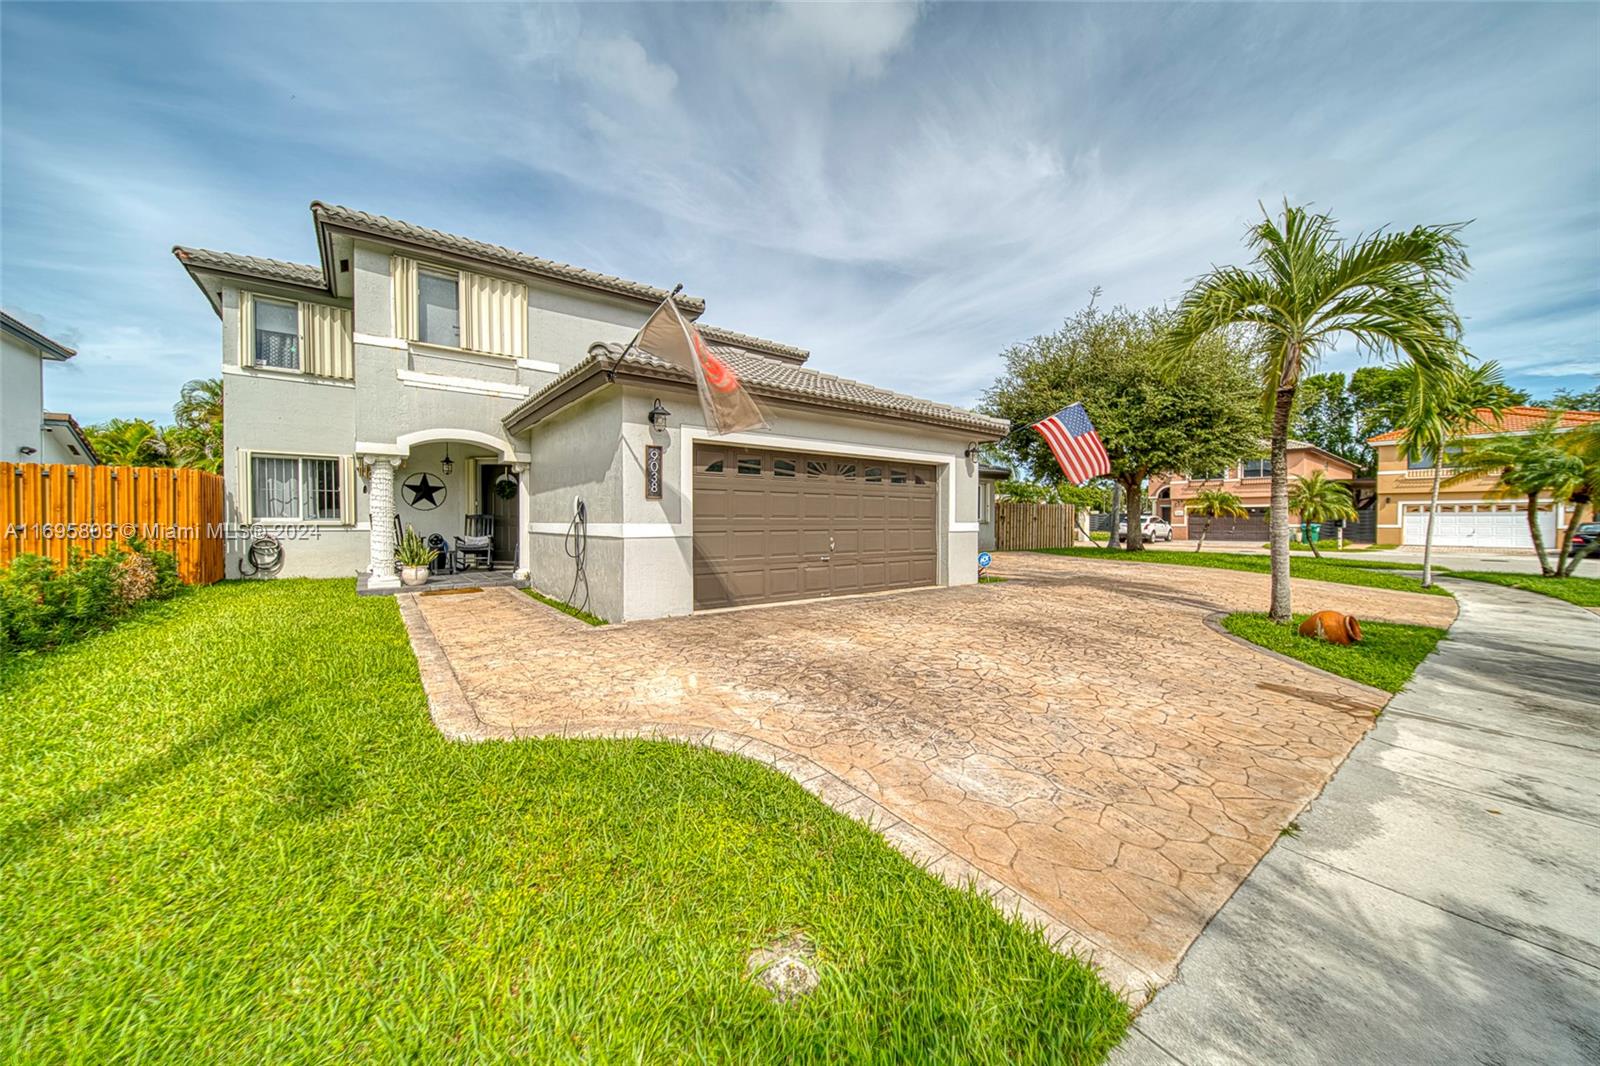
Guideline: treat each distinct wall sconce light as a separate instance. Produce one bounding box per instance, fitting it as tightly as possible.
[964,442,979,460]
[440,447,454,476]
[648,399,671,427]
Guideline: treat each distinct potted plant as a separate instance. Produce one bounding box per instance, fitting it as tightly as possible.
[395,526,436,587]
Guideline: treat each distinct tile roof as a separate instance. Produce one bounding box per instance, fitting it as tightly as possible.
[172,246,326,288]
[693,323,809,364]
[310,202,705,313]
[508,342,1010,438]
[41,412,101,463]
[1367,405,1600,443]
[1,310,77,360]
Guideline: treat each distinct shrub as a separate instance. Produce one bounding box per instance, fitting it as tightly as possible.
[0,543,184,654]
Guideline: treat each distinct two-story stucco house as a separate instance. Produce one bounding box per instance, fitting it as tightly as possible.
[1366,405,1600,548]
[1148,440,1365,542]
[175,203,1006,620]
[1,311,99,466]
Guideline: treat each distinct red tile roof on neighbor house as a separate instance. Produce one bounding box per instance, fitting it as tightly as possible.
[1367,405,1600,444]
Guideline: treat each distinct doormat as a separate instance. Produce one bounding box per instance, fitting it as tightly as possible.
[420,587,484,596]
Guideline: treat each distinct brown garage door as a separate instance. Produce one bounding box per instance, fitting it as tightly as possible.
[693,444,938,609]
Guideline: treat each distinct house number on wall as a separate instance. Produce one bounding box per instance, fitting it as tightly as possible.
[645,445,663,500]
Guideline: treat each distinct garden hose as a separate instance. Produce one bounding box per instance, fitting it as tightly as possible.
[239,533,284,578]
[564,498,590,614]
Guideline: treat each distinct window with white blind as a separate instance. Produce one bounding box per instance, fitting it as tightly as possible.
[253,297,300,370]
[251,455,343,521]
[417,268,461,347]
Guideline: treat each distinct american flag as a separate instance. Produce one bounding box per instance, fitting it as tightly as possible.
[1032,402,1111,485]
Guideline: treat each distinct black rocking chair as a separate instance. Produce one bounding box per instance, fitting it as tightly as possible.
[454,514,494,572]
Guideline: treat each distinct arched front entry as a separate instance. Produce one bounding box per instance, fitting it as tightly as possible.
[358,430,530,588]
[1156,486,1172,523]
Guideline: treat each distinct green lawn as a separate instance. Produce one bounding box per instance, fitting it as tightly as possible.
[1032,546,1452,596]
[1221,613,1449,693]
[1446,570,1600,608]
[1,580,1129,1063]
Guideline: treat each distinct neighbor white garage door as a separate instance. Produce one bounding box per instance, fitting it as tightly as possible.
[1402,502,1557,549]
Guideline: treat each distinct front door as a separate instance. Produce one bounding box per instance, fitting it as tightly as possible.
[478,463,518,565]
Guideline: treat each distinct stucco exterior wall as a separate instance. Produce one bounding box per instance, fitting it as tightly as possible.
[523,389,626,620]
[1,334,45,460]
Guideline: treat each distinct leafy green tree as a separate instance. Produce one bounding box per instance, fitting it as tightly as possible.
[171,378,224,472]
[1186,489,1246,553]
[1445,418,1586,576]
[1546,385,1600,411]
[1291,372,1370,469]
[1287,471,1358,558]
[1393,360,1510,585]
[983,301,1261,551]
[1164,202,1469,620]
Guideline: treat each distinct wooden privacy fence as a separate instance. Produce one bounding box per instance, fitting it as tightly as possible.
[995,501,1078,550]
[1,463,226,585]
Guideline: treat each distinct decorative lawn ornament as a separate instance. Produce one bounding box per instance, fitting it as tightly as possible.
[1298,610,1363,645]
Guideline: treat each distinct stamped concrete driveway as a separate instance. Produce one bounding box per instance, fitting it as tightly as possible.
[401,551,1455,994]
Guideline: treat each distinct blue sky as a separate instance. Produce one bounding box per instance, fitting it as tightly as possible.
[3,2,1596,425]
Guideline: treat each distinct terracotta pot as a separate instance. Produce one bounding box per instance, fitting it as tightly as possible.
[1298,610,1362,645]
[399,565,430,587]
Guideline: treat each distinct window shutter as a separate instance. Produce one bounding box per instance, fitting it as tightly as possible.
[392,256,418,340]
[300,303,354,379]
[460,271,527,358]
[238,293,255,367]
[238,448,253,523]
[341,455,355,525]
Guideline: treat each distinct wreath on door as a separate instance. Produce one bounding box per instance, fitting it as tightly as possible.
[493,473,519,500]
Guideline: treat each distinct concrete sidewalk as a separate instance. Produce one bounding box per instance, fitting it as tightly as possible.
[1114,578,1600,1065]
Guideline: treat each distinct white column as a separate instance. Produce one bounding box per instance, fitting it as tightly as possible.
[365,456,403,588]
[512,461,530,580]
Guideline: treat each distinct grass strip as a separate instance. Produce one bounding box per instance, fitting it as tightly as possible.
[1445,570,1600,608]
[525,587,608,626]
[0,578,1130,1063]
[1221,612,1448,693]
[1032,546,1451,596]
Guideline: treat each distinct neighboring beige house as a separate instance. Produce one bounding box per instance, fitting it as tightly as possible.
[1148,441,1363,542]
[1,311,98,465]
[175,202,1006,619]
[1367,405,1600,548]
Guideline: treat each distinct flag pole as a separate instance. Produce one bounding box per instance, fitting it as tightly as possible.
[606,283,683,383]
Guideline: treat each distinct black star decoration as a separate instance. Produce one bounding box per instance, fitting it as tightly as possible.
[403,473,446,509]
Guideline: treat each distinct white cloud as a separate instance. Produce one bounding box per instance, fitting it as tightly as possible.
[743,2,923,78]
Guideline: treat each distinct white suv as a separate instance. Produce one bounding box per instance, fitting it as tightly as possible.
[1118,516,1173,542]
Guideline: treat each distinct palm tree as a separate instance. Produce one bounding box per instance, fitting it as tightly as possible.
[1554,421,1599,576]
[1186,489,1246,552]
[171,377,223,472]
[85,419,169,467]
[1445,418,1585,576]
[1287,472,1357,558]
[173,377,223,431]
[1164,202,1469,620]
[1393,360,1511,586]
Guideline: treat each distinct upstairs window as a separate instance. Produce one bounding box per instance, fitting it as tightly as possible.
[417,268,461,347]
[1408,445,1462,470]
[1190,469,1225,481]
[1242,459,1272,479]
[253,297,300,370]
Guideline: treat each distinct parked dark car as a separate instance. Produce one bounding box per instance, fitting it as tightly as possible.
[1572,522,1600,548]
